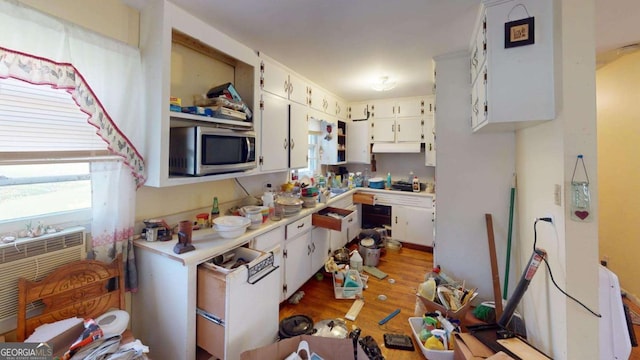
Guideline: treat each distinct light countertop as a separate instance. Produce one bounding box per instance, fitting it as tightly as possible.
[133,187,434,266]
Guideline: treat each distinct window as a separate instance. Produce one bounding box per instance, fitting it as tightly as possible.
[0,163,91,222]
[0,78,106,235]
[297,134,321,179]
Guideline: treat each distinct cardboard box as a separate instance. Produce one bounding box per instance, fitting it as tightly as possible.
[453,333,496,360]
[241,335,368,360]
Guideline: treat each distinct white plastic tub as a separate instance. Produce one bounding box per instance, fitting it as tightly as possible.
[408,317,454,360]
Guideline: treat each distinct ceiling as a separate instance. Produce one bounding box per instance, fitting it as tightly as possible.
[168,0,640,102]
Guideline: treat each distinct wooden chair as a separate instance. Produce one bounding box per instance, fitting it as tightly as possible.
[16,255,125,342]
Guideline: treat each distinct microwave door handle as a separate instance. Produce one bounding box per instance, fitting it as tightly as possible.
[245,137,251,162]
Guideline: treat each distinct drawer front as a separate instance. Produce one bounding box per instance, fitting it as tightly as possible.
[353,192,375,205]
[197,266,226,317]
[312,207,354,232]
[373,192,434,208]
[196,313,225,359]
[331,195,354,209]
[286,215,311,239]
[252,227,285,252]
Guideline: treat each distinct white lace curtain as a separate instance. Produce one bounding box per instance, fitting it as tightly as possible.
[0,0,146,290]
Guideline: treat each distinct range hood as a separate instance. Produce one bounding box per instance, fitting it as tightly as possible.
[371,142,421,153]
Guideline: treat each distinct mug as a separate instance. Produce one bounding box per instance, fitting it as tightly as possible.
[242,206,263,230]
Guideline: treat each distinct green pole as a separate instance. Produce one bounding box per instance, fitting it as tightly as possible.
[503,176,516,300]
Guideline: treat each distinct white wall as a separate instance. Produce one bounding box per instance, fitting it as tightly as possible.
[433,51,516,303]
[516,0,600,357]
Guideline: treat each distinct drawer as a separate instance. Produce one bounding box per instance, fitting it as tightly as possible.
[196,312,225,359]
[312,207,354,231]
[251,226,284,252]
[353,192,375,205]
[286,215,311,239]
[197,266,226,318]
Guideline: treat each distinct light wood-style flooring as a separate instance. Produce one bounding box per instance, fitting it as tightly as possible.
[279,245,435,360]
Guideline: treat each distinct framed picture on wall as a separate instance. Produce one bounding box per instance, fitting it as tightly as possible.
[505,17,535,48]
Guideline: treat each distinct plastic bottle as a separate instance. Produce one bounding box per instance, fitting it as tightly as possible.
[386,172,392,189]
[418,276,437,301]
[210,196,220,225]
[349,250,363,272]
[412,175,420,192]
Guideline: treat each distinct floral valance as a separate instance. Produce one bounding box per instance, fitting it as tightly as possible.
[0,47,146,187]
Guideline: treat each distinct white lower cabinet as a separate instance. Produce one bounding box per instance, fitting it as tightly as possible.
[282,215,331,301]
[392,205,434,247]
[196,247,280,360]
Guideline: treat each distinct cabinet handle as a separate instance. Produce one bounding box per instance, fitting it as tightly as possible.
[348,218,353,223]
[297,223,305,229]
[395,216,398,224]
[397,124,400,132]
[307,244,311,256]
[392,124,395,132]
[284,80,289,93]
[290,138,295,149]
[398,106,401,114]
[283,138,288,149]
[289,82,293,95]
[312,243,316,252]
[429,143,433,151]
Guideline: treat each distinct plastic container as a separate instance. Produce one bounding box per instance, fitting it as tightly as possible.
[408,317,454,360]
[333,270,363,299]
[349,250,363,272]
[418,277,437,301]
[386,172,392,189]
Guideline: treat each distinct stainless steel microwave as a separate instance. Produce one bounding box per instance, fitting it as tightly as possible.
[169,126,256,176]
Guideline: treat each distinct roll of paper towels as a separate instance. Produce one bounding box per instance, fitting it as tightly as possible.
[95,310,129,337]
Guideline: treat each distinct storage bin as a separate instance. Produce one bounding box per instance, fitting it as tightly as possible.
[408,317,454,360]
[333,270,363,299]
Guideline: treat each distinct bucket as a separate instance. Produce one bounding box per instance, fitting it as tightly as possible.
[359,238,380,267]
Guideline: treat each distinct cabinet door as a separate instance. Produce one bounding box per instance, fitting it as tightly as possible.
[284,231,311,299]
[396,98,423,118]
[346,120,370,164]
[372,118,396,142]
[288,72,308,106]
[371,99,395,118]
[393,206,433,246]
[348,102,369,121]
[396,118,423,142]
[261,59,289,99]
[289,102,309,169]
[335,98,347,119]
[475,66,488,130]
[261,93,289,171]
[320,118,339,165]
[308,85,326,113]
[424,116,436,166]
[311,227,330,274]
[329,229,347,252]
[323,93,336,116]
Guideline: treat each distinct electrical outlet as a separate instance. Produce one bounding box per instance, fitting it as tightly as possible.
[545,213,555,225]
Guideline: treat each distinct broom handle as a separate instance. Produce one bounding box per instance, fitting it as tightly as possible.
[485,214,503,320]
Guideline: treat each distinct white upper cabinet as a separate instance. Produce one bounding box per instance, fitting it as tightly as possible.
[335,98,348,120]
[140,1,259,187]
[470,0,556,132]
[309,85,338,116]
[260,57,308,106]
[348,102,369,121]
[347,120,371,164]
[260,92,289,172]
[289,102,309,169]
[370,96,426,143]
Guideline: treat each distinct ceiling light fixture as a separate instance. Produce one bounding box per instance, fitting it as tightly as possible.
[371,76,397,91]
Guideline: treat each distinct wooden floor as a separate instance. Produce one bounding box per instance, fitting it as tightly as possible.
[279,245,434,360]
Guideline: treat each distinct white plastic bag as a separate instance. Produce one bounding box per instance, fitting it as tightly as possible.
[283,340,325,360]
